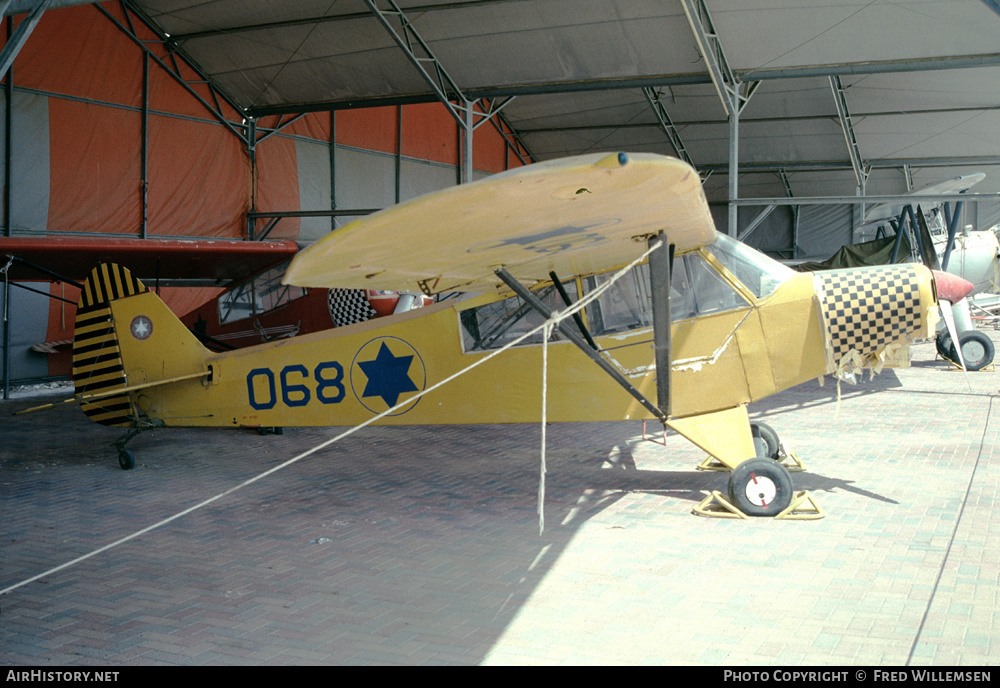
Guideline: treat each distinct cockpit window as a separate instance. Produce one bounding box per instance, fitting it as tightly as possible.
[458,239,775,349]
[703,233,795,299]
[582,252,750,336]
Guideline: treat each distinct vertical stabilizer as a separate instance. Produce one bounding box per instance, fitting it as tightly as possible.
[72,264,149,426]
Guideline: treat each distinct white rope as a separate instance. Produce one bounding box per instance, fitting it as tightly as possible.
[0,240,664,597]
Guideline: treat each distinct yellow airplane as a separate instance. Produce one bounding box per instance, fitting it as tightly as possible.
[44,152,960,517]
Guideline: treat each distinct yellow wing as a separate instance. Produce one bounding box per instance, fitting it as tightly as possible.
[283,152,716,294]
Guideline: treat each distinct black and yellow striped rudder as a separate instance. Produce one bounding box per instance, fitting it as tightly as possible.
[72,264,148,427]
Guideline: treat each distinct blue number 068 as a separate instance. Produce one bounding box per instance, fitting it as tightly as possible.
[247,362,345,410]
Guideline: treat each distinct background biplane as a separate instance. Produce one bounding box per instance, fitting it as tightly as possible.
[179,261,434,350]
[35,152,960,518]
[792,173,997,370]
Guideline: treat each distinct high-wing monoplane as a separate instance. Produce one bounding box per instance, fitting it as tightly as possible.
[26,153,960,518]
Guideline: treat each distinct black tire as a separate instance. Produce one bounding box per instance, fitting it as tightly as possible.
[750,421,780,460]
[727,458,793,517]
[118,449,135,470]
[957,331,995,371]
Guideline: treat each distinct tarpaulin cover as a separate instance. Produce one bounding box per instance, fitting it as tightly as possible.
[793,234,913,272]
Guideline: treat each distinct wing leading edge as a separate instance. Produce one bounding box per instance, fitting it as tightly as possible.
[284,152,716,294]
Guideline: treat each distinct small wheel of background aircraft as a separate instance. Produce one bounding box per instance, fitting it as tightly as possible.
[937,329,995,371]
[18,153,971,516]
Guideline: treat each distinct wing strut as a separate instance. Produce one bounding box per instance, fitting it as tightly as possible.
[648,233,674,416]
[548,270,599,350]
[494,268,667,422]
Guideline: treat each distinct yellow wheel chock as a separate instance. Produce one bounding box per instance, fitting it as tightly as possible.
[938,353,996,372]
[692,490,825,520]
[775,491,825,520]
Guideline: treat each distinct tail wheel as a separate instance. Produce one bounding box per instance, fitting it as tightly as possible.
[118,449,135,470]
[750,421,780,460]
[727,458,793,517]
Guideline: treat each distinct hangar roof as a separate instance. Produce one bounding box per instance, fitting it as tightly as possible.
[28,1,1000,201]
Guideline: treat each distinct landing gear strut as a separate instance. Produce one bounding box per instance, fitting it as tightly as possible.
[113,419,164,470]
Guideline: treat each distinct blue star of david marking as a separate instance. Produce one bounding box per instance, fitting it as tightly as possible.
[357,342,418,407]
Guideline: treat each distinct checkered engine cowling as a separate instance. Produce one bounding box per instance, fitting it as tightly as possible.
[816,265,923,363]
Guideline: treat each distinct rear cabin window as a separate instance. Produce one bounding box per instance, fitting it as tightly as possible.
[219,263,307,324]
[460,283,576,352]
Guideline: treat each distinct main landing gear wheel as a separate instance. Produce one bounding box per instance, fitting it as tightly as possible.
[750,421,780,460]
[118,449,135,471]
[727,458,793,517]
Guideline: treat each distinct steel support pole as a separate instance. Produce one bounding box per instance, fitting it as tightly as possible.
[395,105,402,202]
[247,118,256,239]
[3,16,10,238]
[647,234,672,416]
[728,111,738,237]
[3,268,10,400]
[494,268,666,422]
[463,103,473,184]
[140,51,149,238]
[329,110,336,233]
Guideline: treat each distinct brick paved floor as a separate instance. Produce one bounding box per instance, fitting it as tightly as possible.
[1,333,998,665]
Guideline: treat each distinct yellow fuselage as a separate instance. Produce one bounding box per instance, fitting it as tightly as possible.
[107,262,936,435]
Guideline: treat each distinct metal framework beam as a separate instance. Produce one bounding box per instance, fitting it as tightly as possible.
[99,2,248,144]
[829,76,868,189]
[731,192,1000,207]
[642,87,696,169]
[699,156,1000,174]
[679,0,759,237]
[2,0,92,15]
[363,0,533,181]
[0,0,49,83]
[364,0,476,182]
[679,0,758,118]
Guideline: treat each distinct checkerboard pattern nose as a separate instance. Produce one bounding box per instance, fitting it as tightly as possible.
[328,288,378,327]
[818,265,923,363]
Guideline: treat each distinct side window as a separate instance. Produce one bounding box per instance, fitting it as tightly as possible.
[460,284,572,352]
[584,263,652,335]
[685,252,749,315]
[581,253,748,336]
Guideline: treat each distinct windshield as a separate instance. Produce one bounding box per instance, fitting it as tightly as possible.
[703,233,795,299]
